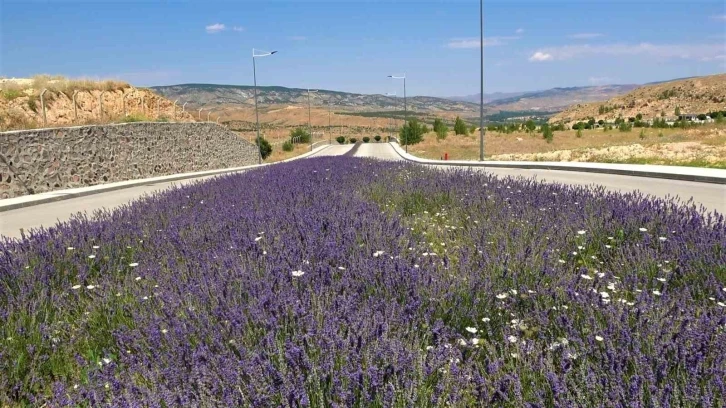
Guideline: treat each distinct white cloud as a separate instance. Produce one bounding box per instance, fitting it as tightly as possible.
[569,33,604,39]
[448,36,520,49]
[515,28,524,34]
[205,23,226,34]
[710,14,726,21]
[289,36,307,41]
[528,43,725,62]
[232,26,244,32]
[529,51,553,62]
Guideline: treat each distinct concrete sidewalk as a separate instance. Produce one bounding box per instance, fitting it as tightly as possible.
[388,142,726,184]
[0,144,332,212]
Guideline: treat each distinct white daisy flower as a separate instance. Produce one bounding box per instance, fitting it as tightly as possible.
[86,285,95,290]
[496,293,508,299]
[510,353,519,358]
[92,245,100,249]
[599,292,610,298]
[458,338,468,346]
[291,270,305,277]
[652,290,662,296]
[71,285,81,290]
[471,338,480,345]
[595,335,604,342]
[338,266,346,270]
[657,278,666,282]
[581,274,593,280]
[161,329,168,334]
[639,228,648,232]
[482,317,491,322]
[658,237,667,242]
[558,259,566,264]
[67,247,75,250]
[605,245,612,249]
[129,263,139,267]
[102,358,111,364]
[577,230,586,235]
[465,327,477,334]
[135,276,142,281]
[254,237,262,242]
[507,335,518,343]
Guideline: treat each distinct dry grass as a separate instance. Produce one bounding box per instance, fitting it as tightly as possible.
[406,123,726,165]
[0,75,129,98]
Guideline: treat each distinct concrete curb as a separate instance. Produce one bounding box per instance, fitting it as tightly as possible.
[0,144,332,212]
[388,142,726,185]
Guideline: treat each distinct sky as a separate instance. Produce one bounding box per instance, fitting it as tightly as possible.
[1,0,724,97]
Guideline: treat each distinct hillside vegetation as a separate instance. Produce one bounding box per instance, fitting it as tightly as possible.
[551,74,726,126]
[0,75,195,130]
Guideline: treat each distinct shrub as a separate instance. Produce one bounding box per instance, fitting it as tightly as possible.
[639,129,646,139]
[362,136,370,143]
[619,122,632,132]
[119,114,149,123]
[454,116,468,135]
[290,128,311,144]
[576,128,583,138]
[349,138,358,143]
[282,140,294,152]
[336,136,346,144]
[542,124,554,143]
[1,89,23,100]
[374,135,381,142]
[256,137,272,160]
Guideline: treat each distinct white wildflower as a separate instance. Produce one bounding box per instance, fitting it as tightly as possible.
[657,278,666,282]
[129,263,139,267]
[135,276,142,281]
[72,285,81,290]
[254,236,262,242]
[458,338,468,346]
[426,345,434,350]
[639,227,648,232]
[577,230,586,235]
[572,251,578,255]
[507,335,518,343]
[86,285,95,290]
[599,292,610,298]
[482,317,491,322]
[67,247,75,250]
[338,266,346,270]
[658,237,667,242]
[465,327,478,334]
[102,358,111,364]
[605,245,612,249]
[471,338,480,345]
[373,250,385,257]
[718,302,725,307]
[510,353,519,358]
[291,270,305,277]
[558,259,566,264]
[595,335,604,342]
[87,255,96,259]
[652,290,662,296]
[496,293,508,300]
[161,329,168,334]
[92,245,100,249]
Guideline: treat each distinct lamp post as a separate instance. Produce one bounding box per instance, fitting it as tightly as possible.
[479,0,485,161]
[307,89,318,151]
[328,99,332,145]
[388,74,407,152]
[198,107,204,120]
[385,92,396,141]
[253,48,278,164]
[182,101,188,113]
[207,110,211,122]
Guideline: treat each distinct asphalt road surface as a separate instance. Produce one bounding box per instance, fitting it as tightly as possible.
[1,144,723,239]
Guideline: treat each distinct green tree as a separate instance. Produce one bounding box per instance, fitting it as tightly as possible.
[576,128,583,138]
[541,124,554,143]
[636,113,643,121]
[524,119,537,134]
[400,119,427,145]
[256,137,272,160]
[716,112,724,124]
[433,118,445,133]
[435,122,448,140]
[454,116,468,135]
[675,106,681,116]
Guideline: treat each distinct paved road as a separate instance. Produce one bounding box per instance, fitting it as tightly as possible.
[353,143,725,214]
[1,143,723,239]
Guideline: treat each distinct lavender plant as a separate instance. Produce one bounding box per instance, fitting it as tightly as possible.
[1,157,724,406]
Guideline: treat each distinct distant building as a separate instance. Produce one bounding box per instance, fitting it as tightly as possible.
[679,114,699,121]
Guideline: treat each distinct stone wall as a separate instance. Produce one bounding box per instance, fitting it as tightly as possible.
[0,122,260,199]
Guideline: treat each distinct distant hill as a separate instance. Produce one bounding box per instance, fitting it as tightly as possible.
[447,91,528,104]
[150,84,480,113]
[550,74,726,125]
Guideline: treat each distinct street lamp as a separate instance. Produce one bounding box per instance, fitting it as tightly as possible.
[198,107,204,120]
[388,74,407,152]
[328,99,332,145]
[253,48,278,164]
[385,92,396,141]
[479,0,485,161]
[307,89,318,151]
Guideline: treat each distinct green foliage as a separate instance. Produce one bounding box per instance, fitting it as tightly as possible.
[256,137,272,160]
[362,136,370,143]
[619,122,632,132]
[541,124,554,143]
[336,136,346,144]
[636,113,643,121]
[576,128,583,138]
[157,116,170,123]
[119,114,150,123]
[290,127,311,143]
[674,106,681,116]
[282,140,294,152]
[598,105,615,114]
[399,119,426,146]
[374,135,381,142]
[469,125,477,134]
[658,89,677,100]
[453,116,468,135]
[349,137,358,143]
[716,112,724,124]
[639,129,646,139]
[1,89,23,100]
[434,119,448,140]
[524,119,537,134]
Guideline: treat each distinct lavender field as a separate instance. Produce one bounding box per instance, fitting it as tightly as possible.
[1,157,725,407]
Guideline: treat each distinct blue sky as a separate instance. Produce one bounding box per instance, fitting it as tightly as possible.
[1,0,724,97]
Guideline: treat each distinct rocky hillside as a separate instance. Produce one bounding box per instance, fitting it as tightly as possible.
[0,77,195,130]
[550,74,726,125]
[151,84,480,113]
